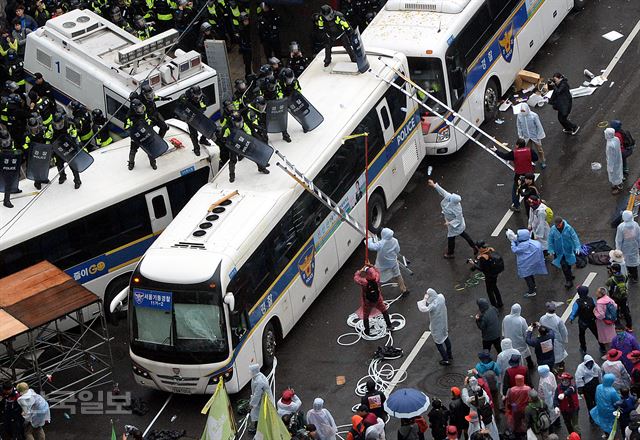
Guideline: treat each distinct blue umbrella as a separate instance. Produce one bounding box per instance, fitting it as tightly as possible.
[383,388,431,418]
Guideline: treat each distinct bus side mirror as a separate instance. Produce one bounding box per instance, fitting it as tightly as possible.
[110,287,129,313]
[451,67,464,91]
[224,292,235,312]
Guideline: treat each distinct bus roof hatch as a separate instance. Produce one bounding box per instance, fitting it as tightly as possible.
[385,0,470,14]
[117,29,180,66]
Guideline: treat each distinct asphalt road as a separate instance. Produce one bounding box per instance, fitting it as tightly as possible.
[46,1,640,438]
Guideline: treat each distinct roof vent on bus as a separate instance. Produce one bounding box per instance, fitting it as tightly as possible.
[385,0,470,13]
[47,9,105,39]
[181,195,237,245]
[172,242,206,249]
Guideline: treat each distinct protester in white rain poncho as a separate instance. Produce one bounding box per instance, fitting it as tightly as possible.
[536,365,560,425]
[539,302,569,365]
[615,210,640,282]
[605,127,623,193]
[516,102,547,167]
[305,398,337,440]
[248,364,273,433]
[417,288,452,365]
[367,227,408,294]
[497,338,522,394]
[502,303,533,368]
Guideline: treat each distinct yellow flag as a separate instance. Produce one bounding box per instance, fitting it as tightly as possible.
[200,380,236,440]
[254,393,290,440]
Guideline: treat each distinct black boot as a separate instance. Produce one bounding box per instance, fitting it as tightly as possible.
[229,163,235,182]
[363,318,371,336]
[193,148,201,157]
[258,166,270,174]
[282,132,291,143]
[3,198,13,208]
[199,136,210,146]
[383,311,396,331]
[150,159,157,170]
[58,173,67,184]
[74,180,82,189]
[128,151,136,170]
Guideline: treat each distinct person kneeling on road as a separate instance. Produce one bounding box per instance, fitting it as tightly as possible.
[354,265,397,336]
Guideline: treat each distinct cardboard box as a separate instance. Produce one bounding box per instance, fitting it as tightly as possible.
[514,69,541,92]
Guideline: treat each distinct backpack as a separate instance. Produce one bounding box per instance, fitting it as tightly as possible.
[604,301,618,325]
[487,252,504,275]
[349,423,366,440]
[544,205,554,225]
[576,297,596,323]
[622,129,636,151]
[609,276,629,301]
[365,280,379,303]
[472,392,493,425]
[531,405,551,434]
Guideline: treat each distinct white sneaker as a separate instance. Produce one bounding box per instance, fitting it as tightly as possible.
[524,291,537,298]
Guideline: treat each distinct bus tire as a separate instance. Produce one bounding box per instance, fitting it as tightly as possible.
[261,322,277,370]
[104,275,130,325]
[368,192,386,235]
[483,78,500,122]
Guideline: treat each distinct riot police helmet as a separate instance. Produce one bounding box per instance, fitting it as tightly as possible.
[265,75,277,92]
[0,128,11,149]
[133,15,146,29]
[68,100,82,114]
[239,11,249,22]
[268,57,280,67]
[6,49,16,62]
[253,95,266,112]
[27,89,38,103]
[4,80,18,93]
[222,99,235,113]
[52,112,66,130]
[230,111,243,128]
[200,21,212,34]
[91,108,105,124]
[234,78,246,91]
[131,99,146,116]
[320,4,335,21]
[188,85,203,100]
[289,41,300,54]
[9,93,22,105]
[280,67,295,84]
[258,64,272,76]
[141,83,154,101]
[110,6,122,22]
[27,116,42,136]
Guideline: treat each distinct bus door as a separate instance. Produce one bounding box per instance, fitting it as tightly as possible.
[538,0,570,40]
[144,187,173,233]
[515,6,544,67]
[375,98,395,146]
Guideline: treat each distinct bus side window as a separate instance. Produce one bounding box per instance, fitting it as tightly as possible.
[230,307,249,346]
[445,47,466,111]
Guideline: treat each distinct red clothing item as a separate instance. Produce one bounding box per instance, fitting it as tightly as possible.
[513,147,534,174]
[615,132,625,151]
[557,383,579,414]
[505,375,531,433]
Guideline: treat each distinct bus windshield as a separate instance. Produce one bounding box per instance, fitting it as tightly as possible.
[131,287,229,364]
[407,57,447,115]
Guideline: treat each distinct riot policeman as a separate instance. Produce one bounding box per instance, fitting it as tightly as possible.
[2,87,27,147]
[125,98,157,170]
[47,112,83,189]
[110,6,133,33]
[68,101,94,148]
[91,109,113,149]
[220,111,248,182]
[258,2,282,59]
[140,83,170,138]
[261,75,290,143]
[6,50,25,94]
[287,41,309,78]
[23,116,50,189]
[132,15,155,40]
[268,56,281,78]
[0,128,18,207]
[232,78,248,112]
[316,5,356,67]
[29,88,53,129]
[279,67,301,97]
[177,86,211,156]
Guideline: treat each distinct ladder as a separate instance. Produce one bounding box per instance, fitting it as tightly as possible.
[368,57,514,171]
[273,149,413,274]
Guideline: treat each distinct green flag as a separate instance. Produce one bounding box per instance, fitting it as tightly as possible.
[200,380,236,440]
[254,393,290,440]
[110,420,117,440]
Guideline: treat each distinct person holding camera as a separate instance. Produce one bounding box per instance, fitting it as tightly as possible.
[468,241,504,308]
[526,323,556,371]
[548,73,580,136]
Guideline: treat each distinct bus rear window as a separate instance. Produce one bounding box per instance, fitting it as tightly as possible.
[407,57,447,114]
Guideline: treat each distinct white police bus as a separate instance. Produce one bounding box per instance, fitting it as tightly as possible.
[363,0,574,155]
[126,48,426,394]
[0,121,218,319]
[23,9,220,131]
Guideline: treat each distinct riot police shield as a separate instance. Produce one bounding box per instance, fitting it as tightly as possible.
[288,91,324,132]
[266,98,289,133]
[0,150,22,194]
[174,101,218,140]
[26,143,53,182]
[53,135,94,173]
[227,129,274,168]
[129,122,168,159]
[349,28,369,73]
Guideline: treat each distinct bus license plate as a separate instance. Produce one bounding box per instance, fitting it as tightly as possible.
[169,386,192,394]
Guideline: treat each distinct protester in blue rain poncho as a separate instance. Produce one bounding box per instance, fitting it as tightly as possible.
[367,227,408,294]
[548,218,581,289]
[502,304,533,369]
[508,229,547,298]
[615,210,640,283]
[248,363,274,434]
[590,373,621,435]
[605,127,624,194]
[428,179,477,258]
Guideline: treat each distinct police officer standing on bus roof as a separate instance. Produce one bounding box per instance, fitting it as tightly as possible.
[316,4,356,67]
[23,115,50,189]
[279,67,301,98]
[179,85,210,156]
[245,96,270,175]
[0,128,18,208]
[69,101,94,149]
[47,112,83,189]
[140,83,170,138]
[287,41,309,78]
[260,75,291,142]
[91,109,113,150]
[2,83,27,148]
[220,111,248,182]
[125,98,158,170]
[31,73,55,112]
[232,79,249,112]
[28,88,53,129]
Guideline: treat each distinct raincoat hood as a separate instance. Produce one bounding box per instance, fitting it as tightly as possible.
[313,398,324,410]
[426,288,437,303]
[468,376,480,391]
[623,210,633,223]
[605,127,615,140]
[501,338,513,350]
[381,228,393,239]
[510,303,522,316]
[584,354,594,363]
[515,374,525,386]
[517,229,531,242]
[603,373,615,387]
[351,415,363,429]
[610,120,622,131]
[519,102,531,115]
[577,286,589,298]
[477,298,489,312]
[249,364,260,377]
[446,193,462,203]
[538,365,550,377]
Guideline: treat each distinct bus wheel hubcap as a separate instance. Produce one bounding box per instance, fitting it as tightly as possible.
[265,331,276,356]
[485,88,497,111]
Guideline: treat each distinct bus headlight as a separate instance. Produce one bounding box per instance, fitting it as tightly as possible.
[208,367,233,385]
[132,363,151,379]
[436,127,450,142]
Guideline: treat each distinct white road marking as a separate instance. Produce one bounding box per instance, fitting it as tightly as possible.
[143,394,173,437]
[491,173,540,237]
[560,272,598,322]
[385,331,431,395]
[603,18,640,79]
